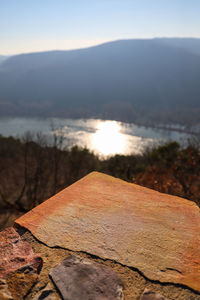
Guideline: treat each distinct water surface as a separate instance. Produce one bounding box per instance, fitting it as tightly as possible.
[0,117,190,156]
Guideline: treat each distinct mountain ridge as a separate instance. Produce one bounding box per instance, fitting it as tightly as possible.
[1,38,200,127]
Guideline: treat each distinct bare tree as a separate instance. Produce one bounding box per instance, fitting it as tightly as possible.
[50,123,65,195]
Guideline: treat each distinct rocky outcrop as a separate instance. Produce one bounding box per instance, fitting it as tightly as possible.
[0,172,200,299]
[15,172,200,293]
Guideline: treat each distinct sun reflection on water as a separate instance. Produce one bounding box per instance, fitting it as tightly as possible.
[91,120,127,156]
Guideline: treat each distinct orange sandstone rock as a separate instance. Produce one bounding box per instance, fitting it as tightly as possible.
[15,172,200,292]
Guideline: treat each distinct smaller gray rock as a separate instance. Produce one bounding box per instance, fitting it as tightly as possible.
[141,289,167,300]
[49,255,124,300]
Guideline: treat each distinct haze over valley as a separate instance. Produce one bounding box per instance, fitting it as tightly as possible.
[1,38,200,129]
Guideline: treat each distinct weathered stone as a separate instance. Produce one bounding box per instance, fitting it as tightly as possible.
[0,227,42,278]
[33,283,57,300]
[0,227,42,299]
[15,172,200,292]
[141,289,167,300]
[49,255,124,300]
[5,269,38,300]
[0,279,13,300]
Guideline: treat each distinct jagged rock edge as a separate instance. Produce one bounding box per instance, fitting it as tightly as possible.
[14,223,200,295]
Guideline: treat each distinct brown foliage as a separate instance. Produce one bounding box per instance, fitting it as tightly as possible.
[0,136,200,229]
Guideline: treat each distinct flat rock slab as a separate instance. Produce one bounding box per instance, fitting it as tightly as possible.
[0,227,42,299]
[15,172,200,292]
[49,255,124,300]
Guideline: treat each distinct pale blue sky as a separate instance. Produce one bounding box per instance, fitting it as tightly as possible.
[1,0,200,54]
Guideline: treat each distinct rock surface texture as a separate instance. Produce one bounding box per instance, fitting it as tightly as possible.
[0,227,42,299]
[15,172,200,292]
[49,255,124,300]
[33,283,57,300]
[141,289,167,300]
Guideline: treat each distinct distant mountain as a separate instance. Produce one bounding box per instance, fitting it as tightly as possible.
[0,56,8,65]
[0,38,200,127]
[157,38,200,56]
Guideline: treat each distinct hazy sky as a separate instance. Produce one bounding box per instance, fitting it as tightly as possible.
[1,0,200,55]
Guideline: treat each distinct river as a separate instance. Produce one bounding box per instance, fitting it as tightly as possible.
[0,117,191,157]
